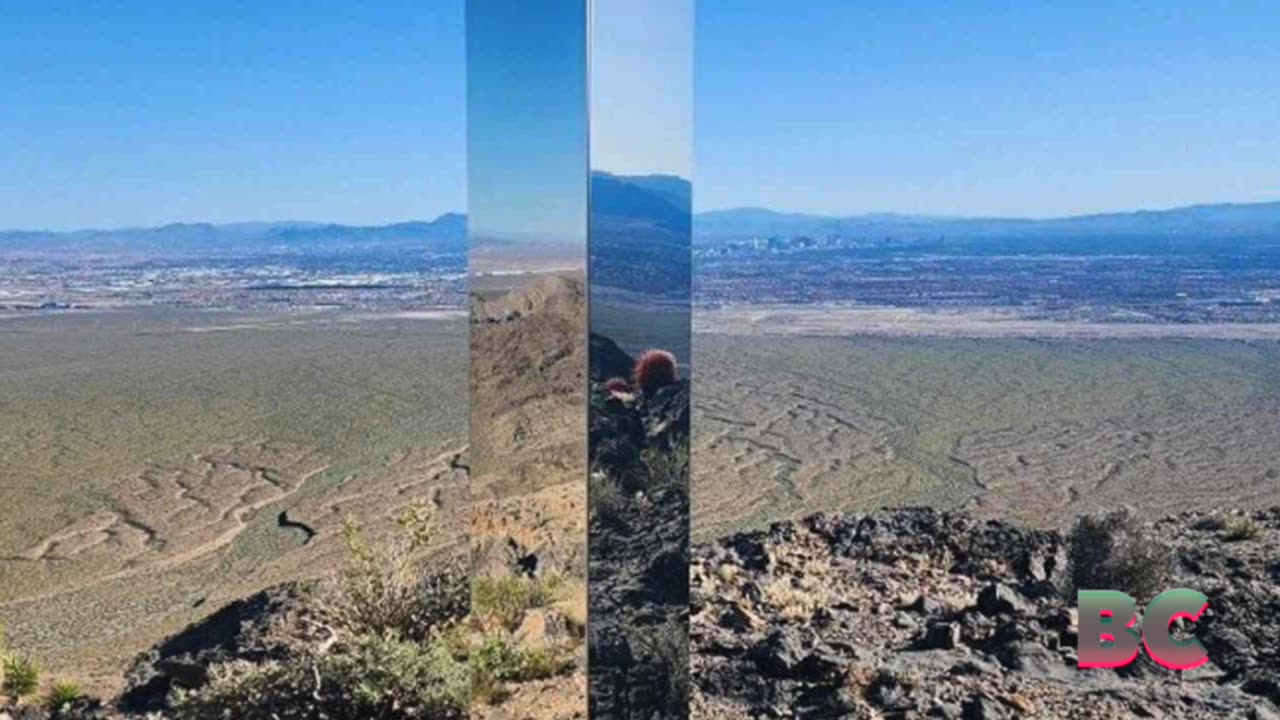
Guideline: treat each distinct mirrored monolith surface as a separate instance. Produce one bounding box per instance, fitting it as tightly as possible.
[467,1,589,715]
[587,1,693,717]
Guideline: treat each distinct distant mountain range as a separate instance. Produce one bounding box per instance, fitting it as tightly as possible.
[590,171,691,297]
[6,199,1280,257]
[0,213,467,255]
[696,201,1280,254]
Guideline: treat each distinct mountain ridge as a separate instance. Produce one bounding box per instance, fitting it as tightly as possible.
[694,200,1280,248]
[0,212,468,254]
[7,197,1280,253]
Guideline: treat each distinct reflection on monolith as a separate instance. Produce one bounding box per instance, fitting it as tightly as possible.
[467,0,589,716]
[586,2,693,716]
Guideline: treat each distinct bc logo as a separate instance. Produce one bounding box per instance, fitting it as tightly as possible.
[1077,589,1210,670]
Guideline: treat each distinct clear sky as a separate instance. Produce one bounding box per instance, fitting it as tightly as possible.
[591,0,691,178]
[0,1,466,230]
[695,0,1280,217]
[5,2,1279,229]
[467,0,585,243]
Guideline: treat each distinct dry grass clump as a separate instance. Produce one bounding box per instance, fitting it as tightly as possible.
[1222,514,1263,542]
[44,680,85,711]
[2,653,39,704]
[589,471,630,528]
[761,578,827,622]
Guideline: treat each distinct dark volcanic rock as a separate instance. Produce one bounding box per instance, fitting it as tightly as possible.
[0,699,111,720]
[691,506,1280,719]
[588,339,691,720]
[120,584,309,713]
[976,583,1027,617]
[589,332,635,382]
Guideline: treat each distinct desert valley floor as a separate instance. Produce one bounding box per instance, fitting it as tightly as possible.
[3,309,1279,692]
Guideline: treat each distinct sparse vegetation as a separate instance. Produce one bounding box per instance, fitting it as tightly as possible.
[170,499,575,719]
[0,312,467,686]
[467,635,571,705]
[1222,514,1263,542]
[172,633,471,720]
[762,578,825,621]
[44,680,85,711]
[692,334,1280,541]
[635,445,689,493]
[633,621,689,715]
[589,471,629,527]
[1069,509,1172,599]
[321,503,467,642]
[471,575,565,629]
[2,654,40,703]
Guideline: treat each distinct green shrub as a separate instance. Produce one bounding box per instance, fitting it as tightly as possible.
[323,633,471,713]
[172,633,470,720]
[3,654,40,703]
[45,680,85,710]
[589,472,629,528]
[471,575,563,628]
[625,445,688,494]
[467,635,571,706]
[322,504,467,641]
[1070,509,1171,599]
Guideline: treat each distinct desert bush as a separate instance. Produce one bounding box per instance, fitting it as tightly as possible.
[471,575,563,629]
[467,635,571,706]
[634,350,678,396]
[634,621,689,715]
[322,503,467,642]
[1069,508,1171,599]
[2,654,40,703]
[172,633,470,720]
[589,471,629,527]
[1222,515,1262,542]
[44,680,84,711]
[634,445,688,493]
[324,633,470,713]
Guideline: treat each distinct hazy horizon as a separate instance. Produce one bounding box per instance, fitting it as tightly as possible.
[8,194,1280,235]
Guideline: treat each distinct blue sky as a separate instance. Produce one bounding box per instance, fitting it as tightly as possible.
[468,0,585,243]
[696,0,1280,217]
[0,1,466,230]
[592,0,691,178]
[3,1,1278,229]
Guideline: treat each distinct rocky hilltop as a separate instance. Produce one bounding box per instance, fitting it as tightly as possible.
[690,506,1280,719]
[4,505,1276,719]
[588,334,691,719]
